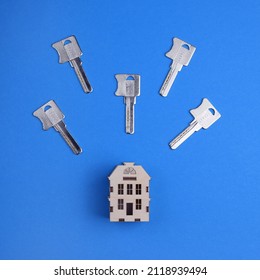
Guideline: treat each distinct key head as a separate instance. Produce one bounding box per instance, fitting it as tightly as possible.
[52,35,82,63]
[190,98,221,129]
[115,74,140,98]
[166,37,196,66]
[33,100,64,130]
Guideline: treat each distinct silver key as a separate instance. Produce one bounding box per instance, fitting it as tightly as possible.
[33,100,82,155]
[52,35,93,93]
[160,37,196,97]
[169,98,221,149]
[115,74,140,134]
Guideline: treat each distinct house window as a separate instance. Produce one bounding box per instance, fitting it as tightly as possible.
[119,218,125,222]
[146,186,149,192]
[127,184,133,195]
[110,206,113,212]
[136,184,142,195]
[136,199,142,210]
[118,184,124,195]
[110,186,113,192]
[118,199,124,210]
[146,206,149,212]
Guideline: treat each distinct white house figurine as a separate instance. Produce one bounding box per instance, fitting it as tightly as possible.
[108,162,151,222]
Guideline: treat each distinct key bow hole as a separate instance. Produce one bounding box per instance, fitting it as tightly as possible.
[64,39,72,45]
[182,44,190,50]
[209,108,215,115]
[126,75,135,80]
[44,105,52,112]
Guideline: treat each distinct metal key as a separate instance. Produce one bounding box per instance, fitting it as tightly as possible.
[160,37,196,97]
[52,35,93,93]
[169,98,221,149]
[33,100,82,155]
[115,74,140,134]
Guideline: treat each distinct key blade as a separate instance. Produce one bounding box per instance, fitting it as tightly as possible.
[33,100,64,130]
[190,98,221,129]
[52,35,82,63]
[166,37,196,66]
[160,63,182,97]
[71,57,93,93]
[125,97,135,134]
[115,74,140,97]
[54,121,82,155]
[169,121,201,149]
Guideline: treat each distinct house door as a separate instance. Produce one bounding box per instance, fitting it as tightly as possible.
[126,203,133,215]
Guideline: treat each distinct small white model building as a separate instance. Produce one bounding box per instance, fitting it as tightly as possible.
[108,162,151,222]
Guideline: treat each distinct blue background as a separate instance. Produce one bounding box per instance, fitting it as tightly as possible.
[0,0,259,260]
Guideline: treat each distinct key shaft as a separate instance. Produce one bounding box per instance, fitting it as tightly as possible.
[169,121,200,149]
[125,97,135,134]
[160,62,182,97]
[71,57,92,93]
[54,121,82,155]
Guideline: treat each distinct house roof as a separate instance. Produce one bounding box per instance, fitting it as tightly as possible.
[108,162,151,181]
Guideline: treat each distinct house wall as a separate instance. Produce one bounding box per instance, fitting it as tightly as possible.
[109,182,150,222]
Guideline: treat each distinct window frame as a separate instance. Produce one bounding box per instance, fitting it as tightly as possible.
[136,199,142,210]
[136,184,142,195]
[118,184,124,195]
[127,184,133,195]
[118,199,124,210]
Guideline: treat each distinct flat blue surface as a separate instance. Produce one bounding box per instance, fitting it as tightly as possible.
[0,0,259,260]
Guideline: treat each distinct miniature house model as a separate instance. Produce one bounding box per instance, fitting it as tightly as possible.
[108,162,151,222]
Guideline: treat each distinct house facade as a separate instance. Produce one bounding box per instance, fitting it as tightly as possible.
[108,162,151,222]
